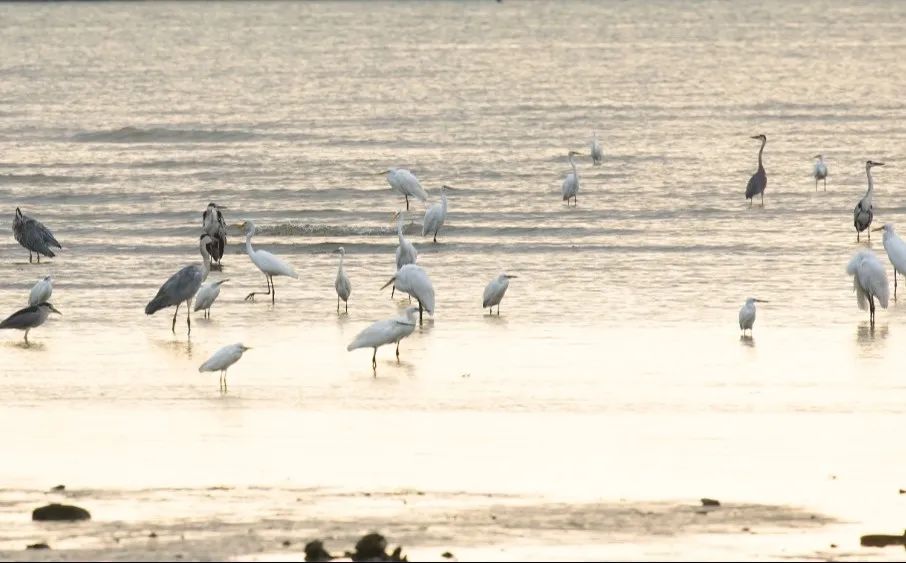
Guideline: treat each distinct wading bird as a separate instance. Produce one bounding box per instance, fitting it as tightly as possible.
[482,273,516,315]
[0,302,61,345]
[236,220,298,305]
[392,211,418,299]
[846,249,889,325]
[347,306,419,370]
[13,207,61,263]
[562,150,583,206]
[813,154,828,191]
[745,134,767,206]
[854,161,884,241]
[423,185,453,243]
[199,343,251,392]
[194,278,228,318]
[145,234,213,334]
[28,275,53,307]
[334,247,351,313]
[379,168,428,211]
[202,202,228,268]
[738,297,767,335]
[875,223,906,299]
[380,264,435,325]
[591,131,603,166]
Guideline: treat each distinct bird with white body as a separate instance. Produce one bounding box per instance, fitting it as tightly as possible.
[0,302,61,345]
[391,211,418,299]
[874,223,906,299]
[380,263,435,325]
[561,150,583,206]
[334,247,351,313]
[29,275,54,307]
[483,273,516,315]
[235,220,299,304]
[422,185,453,243]
[199,343,251,392]
[145,234,213,334]
[347,306,419,370]
[745,134,767,206]
[846,249,889,325]
[853,160,884,241]
[591,131,603,166]
[738,297,767,335]
[13,207,62,263]
[379,168,428,211]
[813,154,828,191]
[193,279,229,318]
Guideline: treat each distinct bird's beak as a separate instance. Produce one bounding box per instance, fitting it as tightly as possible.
[49,305,62,315]
[380,276,396,291]
[872,227,884,232]
[505,274,517,279]
[375,170,390,175]
[242,345,252,351]
[877,162,886,166]
[750,135,760,139]
[442,185,456,191]
[754,299,768,303]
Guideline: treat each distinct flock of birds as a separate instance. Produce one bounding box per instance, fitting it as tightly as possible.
[2,131,901,387]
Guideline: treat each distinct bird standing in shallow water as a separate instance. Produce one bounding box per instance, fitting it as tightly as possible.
[846,249,889,326]
[202,202,228,269]
[379,168,428,211]
[591,132,603,166]
[380,264,435,325]
[29,275,54,307]
[745,134,767,207]
[0,302,61,345]
[334,247,351,313]
[422,185,453,243]
[391,211,418,299]
[874,223,906,299]
[145,234,213,334]
[193,279,228,319]
[813,154,828,191]
[13,207,61,263]
[738,297,767,335]
[482,273,516,315]
[561,150,583,206]
[199,343,251,392]
[235,220,299,305]
[854,160,884,241]
[347,306,419,371]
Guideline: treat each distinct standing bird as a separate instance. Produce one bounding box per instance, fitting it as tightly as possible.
[846,249,889,326]
[13,208,62,263]
[391,211,418,299]
[591,131,603,166]
[334,247,351,313]
[561,150,583,206]
[813,154,828,191]
[202,202,228,269]
[745,134,767,207]
[28,275,54,307]
[853,160,884,241]
[482,273,516,315]
[422,185,453,243]
[380,263,435,325]
[236,220,299,305]
[0,302,61,345]
[738,297,767,335]
[378,168,428,211]
[347,306,419,370]
[874,223,906,299]
[193,279,229,318]
[145,234,214,334]
[199,343,251,392]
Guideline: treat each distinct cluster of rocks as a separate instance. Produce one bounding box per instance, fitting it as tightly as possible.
[304,533,408,562]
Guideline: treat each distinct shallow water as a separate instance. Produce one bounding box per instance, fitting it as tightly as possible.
[2,0,906,560]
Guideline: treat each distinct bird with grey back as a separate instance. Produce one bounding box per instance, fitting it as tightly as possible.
[202,202,228,269]
[745,134,767,206]
[28,275,54,307]
[483,273,516,315]
[145,234,213,334]
[813,154,828,191]
[854,160,884,241]
[13,208,61,264]
[0,302,61,345]
[738,297,767,335]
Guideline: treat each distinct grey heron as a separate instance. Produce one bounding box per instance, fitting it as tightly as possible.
[199,343,251,392]
[813,155,828,191]
[0,302,61,345]
[380,263,435,325]
[745,134,767,206]
[235,220,299,304]
[378,168,428,211]
[422,185,454,243]
[29,275,54,307]
[847,249,889,326]
[562,150,583,206]
[482,273,516,315]
[347,306,419,370]
[738,298,767,335]
[334,247,351,313]
[193,278,229,318]
[202,202,228,269]
[13,208,61,263]
[854,161,883,241]
[145,234,213,334]
[874,223,906,299]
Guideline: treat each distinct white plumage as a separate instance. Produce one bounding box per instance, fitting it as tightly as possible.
[347,306,419,369]
[334,247,351,313]
[193,279,228,318]
[381,168,428,210]
[422,185,452,243]
[561,150,582,206]
[237,220,299,304]
[738,297,766,335]
[199,342,251,391]
[812,154,828,191]
[381,263,435,324]
[393,212,418,271]
[591,132,603,166]
[29,275,53,306]
[482,273,516,315]
[846,249,889,325]
[877,223,906,299]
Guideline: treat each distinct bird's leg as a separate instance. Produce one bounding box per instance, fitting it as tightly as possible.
[245,274,272,302]
[223,371,228,393]
[186,299,192,334]
[760,193,764,206]
[337,295,340,313]
[36,254,40,264]
[857,231,860,242]
[28,251,32,264]
[870,297,876,326]
[345,300,348,313]
[391,285,395,299]
[172,303,180,333]
[433,233,437,243]
[405,195,410,211]
[271,276,275,305]
[372,348,377,369]
[396,341,400,360]
[815,179,818,192]
[824,177,827,191]
[24,329,30,346]
[896,269,899,300]
[418,301,424,326]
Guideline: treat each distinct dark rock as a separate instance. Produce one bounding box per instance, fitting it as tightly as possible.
[50,485,65,492]
[442,552,453,559]
[304,540,333,562]
[353,533,387,561]
[32,504,91,521]
[26,543,50,550]
[700,498,720,507]
[861,531,906,547]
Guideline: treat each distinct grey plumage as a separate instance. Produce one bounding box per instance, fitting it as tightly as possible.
[145,234,213,333]
[854,201,873,236]
[202,202,227,265]
[13,207,61,263]
[0,302,61,344]
[745,135,767,206]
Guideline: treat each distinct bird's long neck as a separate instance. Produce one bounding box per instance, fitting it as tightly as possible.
[569,154,577,174]
[397,217,405,242]
[245,233,255,256]
[200,244,212,280]
[440,192,448,211]
[757,139,765,169]
[866,167,875,198]
[338,253,345,271]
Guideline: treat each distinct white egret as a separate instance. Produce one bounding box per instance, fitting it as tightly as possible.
[591,131,603,166]
[199,343,251,392]
[202,202,228,268]
[378,168,428,211]
[854,160,884,241]
[813,154,828,191]
[846,249,889,325]
[561,150,583,206]
[745,134,767,207]
[391,212,418,298]
[0,302,61,345]
[738,298,767,335]
[145,234,213,334]
[874,223,906,299]
[347,306,419,370]
[422,185,454,243]
[29,275,54,306]
[334,247,351,313]
[193,279,229,318]
[482,273,516,315]
[235,220,299,304]
[380,263,435,325]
